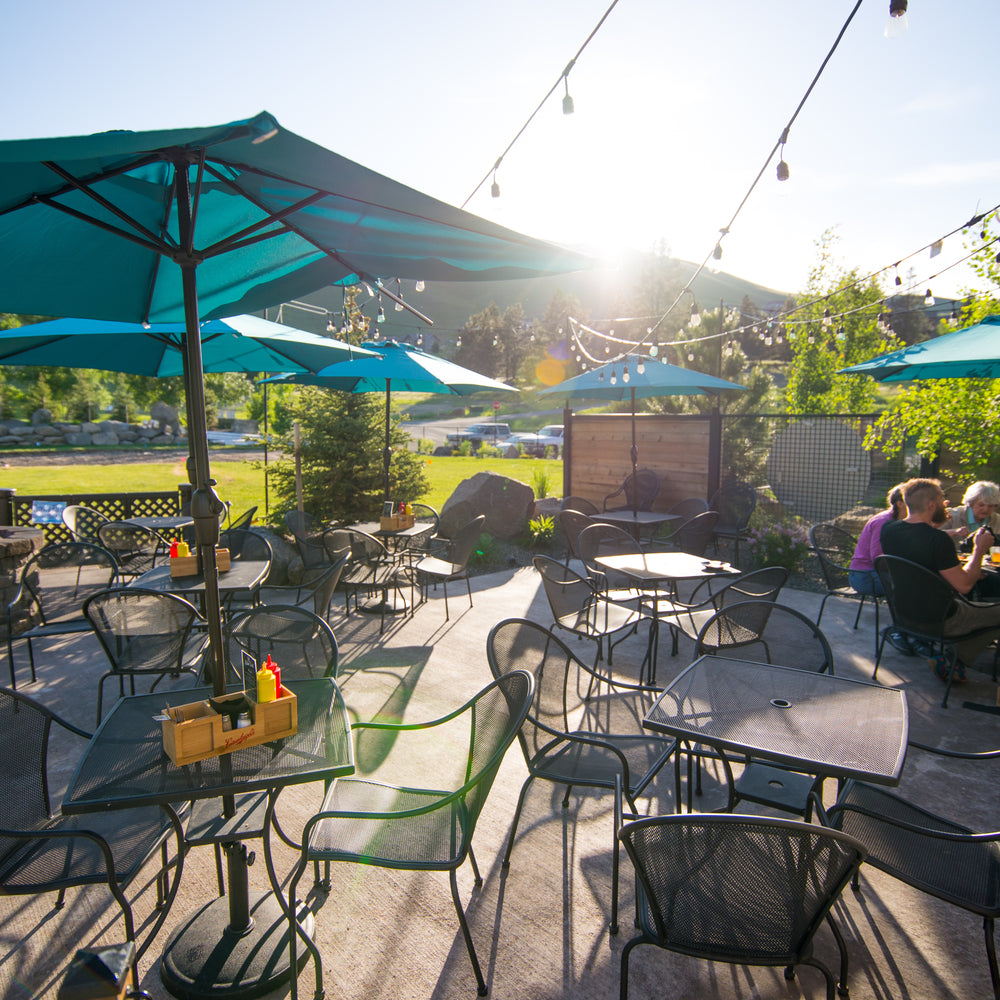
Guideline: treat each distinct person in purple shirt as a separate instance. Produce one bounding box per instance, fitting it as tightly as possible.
[849,484,905,597]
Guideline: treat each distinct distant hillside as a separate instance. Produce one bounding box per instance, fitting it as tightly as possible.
[278,252,789,351]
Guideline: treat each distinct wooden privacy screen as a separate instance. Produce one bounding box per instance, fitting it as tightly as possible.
[563,412,717,511]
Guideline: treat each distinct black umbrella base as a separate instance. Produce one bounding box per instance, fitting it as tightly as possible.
[160,891,312,999]
[358,589,411,615]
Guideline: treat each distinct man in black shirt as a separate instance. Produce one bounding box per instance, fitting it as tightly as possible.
[881,478,1000,680]
[880,479,1000,680]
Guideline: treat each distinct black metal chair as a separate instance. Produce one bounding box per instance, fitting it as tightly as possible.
[284,509,328,571]
[413,515,485,620]
[603,469,660,513]
[83,587,209,724]
[708,480,756,564]
[217,528,274,612]
[643,565,788,663]
[487,619,676,936]
[618,813,866,1000]
[97,521,170,579]
[227,605,339,683]
[61,504,110,544]
[6,541,119,689]
[665,496,709,519]
[0,686,183,979]
[561,495,600,516]
[283,670,534,999]
[555,508,593,567]
[406,502,440,558]
[227,505,258,532]
[646,509,719,556]
[811,522,880,654]
[692,601,835,816]
[874,554,1000,707]
[533,555,644,670]
[826,741,1000,1000]
[259,555,348,622]
[577,522,652,604]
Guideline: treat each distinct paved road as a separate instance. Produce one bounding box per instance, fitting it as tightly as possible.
[403,408,563,451]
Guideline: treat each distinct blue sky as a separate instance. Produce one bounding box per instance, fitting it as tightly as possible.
[2,1,996,301]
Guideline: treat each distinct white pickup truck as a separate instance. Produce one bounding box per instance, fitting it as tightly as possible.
[507,424,564,454]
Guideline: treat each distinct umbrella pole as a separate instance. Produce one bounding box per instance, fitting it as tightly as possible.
[263,382,269,520]
[630,388,639,518]
[384,379,392,501]
[175,176,227,701]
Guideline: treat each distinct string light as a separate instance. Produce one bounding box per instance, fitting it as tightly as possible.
[924,288,935,306]
[415,279,425,292]
[622,363,630,383]
[885,0,908,38]
[562,64,575,115]
[490,172,500,198]
[636,358,645,374]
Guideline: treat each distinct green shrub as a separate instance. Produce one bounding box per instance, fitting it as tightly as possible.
[477,443,501,459]
[746,522,810,573]
[415,437,434,455]
[469,531,499,566]
[525,514,556,549]
[457,440,472,457]
[532,467,550,499]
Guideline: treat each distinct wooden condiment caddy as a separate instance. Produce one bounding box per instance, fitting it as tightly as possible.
[169,547,231,578]
[161,686,297,766]
[380,513,415,531]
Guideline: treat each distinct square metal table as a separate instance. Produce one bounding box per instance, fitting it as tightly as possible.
[643,655,909,802]
[63,677,354,999]
[132,559,270,610]
[589,510,679,540]
[596,550,739,587]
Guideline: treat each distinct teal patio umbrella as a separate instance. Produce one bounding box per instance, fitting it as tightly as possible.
[539,355,745,515]
[265,339,518,499]
[839,315,1000,381]
[0,112,589,996]
[0,314,381,518]
[0,111,589,701]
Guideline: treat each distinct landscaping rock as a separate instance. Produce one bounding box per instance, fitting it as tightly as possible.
[36,425,64,437]
[439,471,534,541]
[531,497,561,520]
[151,401,183,437]
[30,408,52,426]
[91,431,119,446]
[150,434,175,445]
[64,432,93,446]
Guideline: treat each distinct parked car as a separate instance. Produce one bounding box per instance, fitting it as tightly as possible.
[507,424,564,454]
[445,422,512,448]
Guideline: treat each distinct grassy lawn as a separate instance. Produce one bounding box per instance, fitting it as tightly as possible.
[2,454,563,525]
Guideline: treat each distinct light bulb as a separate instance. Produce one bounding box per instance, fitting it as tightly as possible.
[713,243,723,261]
[610,369,617,386]
[776,159,790,182]
[649,344,658,357]
[456,336,462,348]
[924,289,935,306]
[689,305,701,327]
[622,365,630,384]
[637,359,645,374]
[822,308,832,328]
[808,334,815,344]
[687,352,694,361]
[885,0,908,38]
[326,319,335,332]
[377,305,386,323]
[415,279,425,292]
[491,177,500,198]
[605,343,611,354]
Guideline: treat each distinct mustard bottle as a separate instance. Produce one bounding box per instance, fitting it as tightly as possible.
[256,663,276,703]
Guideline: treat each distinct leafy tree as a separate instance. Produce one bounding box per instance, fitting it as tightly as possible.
[784,231,901,414]
[521,289,584,390]
[65,371,111,422]
[110,374,137,423]
[865,215,1000,476]
[453,302,526,382]
[267,285,430,524]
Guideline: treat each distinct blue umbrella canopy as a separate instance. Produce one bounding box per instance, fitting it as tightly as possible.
[0,314,378,375]
[266,340,518,497]
[838,316,1000,382]
[539,355,745,514]
[0,112,589,701]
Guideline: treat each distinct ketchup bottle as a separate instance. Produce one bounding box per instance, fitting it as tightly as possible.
[265,654,282,698]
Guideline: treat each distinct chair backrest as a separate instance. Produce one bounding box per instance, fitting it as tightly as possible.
[874,555,959,640]
[451,670,534,842]
[301,554,350,618]
[228,505,258,532]
[0,686,63,835]
[709,481,757,533]
[284,510,322,539]
[810,523,856,591]
[96,521,167,577]
[443,515,486,571]
[618,814,864,963]
[694,565,789,607]
[695,600,834,673]
[487,618,591,768]
[61,504,110,544]
[555,509,593,564]
[407,503,440,554]
[665,497,710,520]
[227,605,339,681]
[15,541,119,625]
[83,587,205,676]
[220,528,274,564]
[603,469,660,512]
[577,522,641,592]
[533,555,605,635]
[561,495,600,516]
[285,510,327,569]
[668,510,720,556]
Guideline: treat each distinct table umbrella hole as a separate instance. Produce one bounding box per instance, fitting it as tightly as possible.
[770,698,792,709]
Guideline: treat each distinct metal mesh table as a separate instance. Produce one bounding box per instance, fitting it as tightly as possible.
[64,678,353,999]
[643,655,908,786]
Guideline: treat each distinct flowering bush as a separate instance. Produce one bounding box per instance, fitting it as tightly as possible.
[746,522,811,573]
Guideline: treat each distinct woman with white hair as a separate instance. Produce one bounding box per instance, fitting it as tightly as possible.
[943,480,1000,548]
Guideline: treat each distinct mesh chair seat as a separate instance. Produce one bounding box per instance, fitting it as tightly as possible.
[414,515,485,621]
[534,733,675,796]
[286,671,533,1000]
[618,814,865,1000]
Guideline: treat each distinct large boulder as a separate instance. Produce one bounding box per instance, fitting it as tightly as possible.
[91,430,120,446]
[439,471,534,541]
[150,401,183,437]
[30,408,52,426]
[64,432,93,446]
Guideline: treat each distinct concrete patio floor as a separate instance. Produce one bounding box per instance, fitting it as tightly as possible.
[1,557,998,1000]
